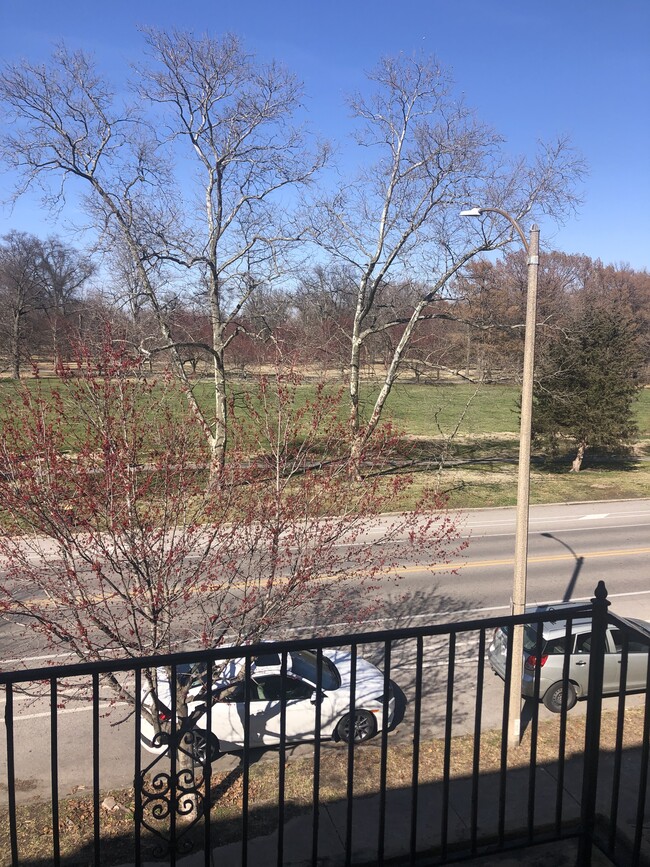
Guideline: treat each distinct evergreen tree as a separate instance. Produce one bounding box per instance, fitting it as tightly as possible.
[532,302,641,471]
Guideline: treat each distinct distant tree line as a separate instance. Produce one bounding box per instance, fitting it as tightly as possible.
[2,233,648,388]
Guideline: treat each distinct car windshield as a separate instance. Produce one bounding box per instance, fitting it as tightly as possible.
[289,650,340,691]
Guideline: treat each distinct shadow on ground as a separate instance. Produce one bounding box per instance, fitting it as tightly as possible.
[3,741,646,867]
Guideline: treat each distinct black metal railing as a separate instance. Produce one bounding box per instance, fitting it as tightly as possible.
[0,582,648,866]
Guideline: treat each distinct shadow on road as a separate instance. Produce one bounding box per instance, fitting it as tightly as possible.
[540,532,585,603]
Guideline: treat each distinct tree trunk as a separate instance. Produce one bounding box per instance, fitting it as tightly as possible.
[349,431,365,481]
[210,337,228,479]
[348,296,427,476]
[570,441,586,472]
[348,334,362,436]
[10,308,21,379]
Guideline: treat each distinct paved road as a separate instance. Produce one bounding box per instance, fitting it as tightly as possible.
[1,499,649,801]
[334,498,650,630]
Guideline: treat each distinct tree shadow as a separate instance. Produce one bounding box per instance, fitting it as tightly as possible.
[304,580,491,738]
[536,446,640,474]
[378,435,521,475]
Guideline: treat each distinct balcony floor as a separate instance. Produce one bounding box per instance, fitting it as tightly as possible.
[464,838,615,866]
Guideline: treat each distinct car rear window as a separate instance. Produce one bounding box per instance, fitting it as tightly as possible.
[503,623,584,655]
[502,624,541,652]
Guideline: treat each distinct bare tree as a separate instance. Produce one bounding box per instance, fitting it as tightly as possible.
[133,29,329,469]
[0,32,327,472]
[0,231,47,377]
[34,235,95,363]
[291,264,359,375]
[309,55,585,472]
[0,231,95,374]
[0,45,196,398]
[0,340,465,799]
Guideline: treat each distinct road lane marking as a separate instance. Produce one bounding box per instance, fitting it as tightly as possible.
[0,652,76,665]
[14,542,650,607]
[463,521,650,539]
[5,586,650,666]
[7,701,129,721]
[383,546,650,576]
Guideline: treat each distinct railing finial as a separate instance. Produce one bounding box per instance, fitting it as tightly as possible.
[592,580,609,604]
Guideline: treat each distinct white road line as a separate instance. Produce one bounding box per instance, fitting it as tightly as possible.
[10,701,129,721]
[1,652,76,665]
[2,590,649,669]
[466,508,650,526]
[466,521,650,539]
[602,589,650,601]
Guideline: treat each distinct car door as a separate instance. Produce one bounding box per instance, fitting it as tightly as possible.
[207,680,268,750]
[609,628,650,692]
[570,631,593,694]
[572,628,627,695]
[252,674,318,745]
[602,628,627,693]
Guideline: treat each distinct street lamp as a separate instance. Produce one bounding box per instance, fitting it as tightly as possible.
[460,206,540,748]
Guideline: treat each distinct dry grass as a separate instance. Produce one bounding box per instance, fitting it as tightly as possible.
[0,706,645,866]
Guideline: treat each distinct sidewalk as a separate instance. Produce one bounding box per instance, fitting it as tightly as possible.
[118,745,649,867]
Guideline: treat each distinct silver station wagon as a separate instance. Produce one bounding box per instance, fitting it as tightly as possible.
[487,606,650,712]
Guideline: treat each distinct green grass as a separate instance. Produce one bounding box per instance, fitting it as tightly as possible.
[2,377,649,512]
[370,380,650,440]
[361,381,523,436]
[3,377,647,440]
[370,381,650,510]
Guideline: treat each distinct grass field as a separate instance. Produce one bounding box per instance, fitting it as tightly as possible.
[1,377,648,511]
[361,380,650,509]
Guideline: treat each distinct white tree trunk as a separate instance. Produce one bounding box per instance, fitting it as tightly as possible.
[570,441,586,472]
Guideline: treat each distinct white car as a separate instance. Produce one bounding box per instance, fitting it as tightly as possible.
[141,648,395,763]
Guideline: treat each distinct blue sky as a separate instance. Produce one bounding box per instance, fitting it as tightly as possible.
[1,0,648,270]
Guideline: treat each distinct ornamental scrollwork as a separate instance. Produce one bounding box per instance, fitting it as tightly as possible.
[137,724,209,859]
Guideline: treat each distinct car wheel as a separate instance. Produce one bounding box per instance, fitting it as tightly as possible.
[542,681,577,713]
[336,710,377,743]
[189,730,220,765]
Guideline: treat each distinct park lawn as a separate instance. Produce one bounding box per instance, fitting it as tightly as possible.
[369,379,650,441]
[366,381,650,510]
[1,377,648,513]
[0,375,189,448]
[2,377,648,441]
[362,381,523,436]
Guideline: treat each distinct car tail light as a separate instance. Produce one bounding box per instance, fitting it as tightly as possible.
[524,654,548,670]
[158,710,171,722]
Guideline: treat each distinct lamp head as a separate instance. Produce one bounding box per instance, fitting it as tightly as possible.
[460,208,483,217]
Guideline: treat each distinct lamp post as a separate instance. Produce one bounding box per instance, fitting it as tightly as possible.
[460,207,540,748]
